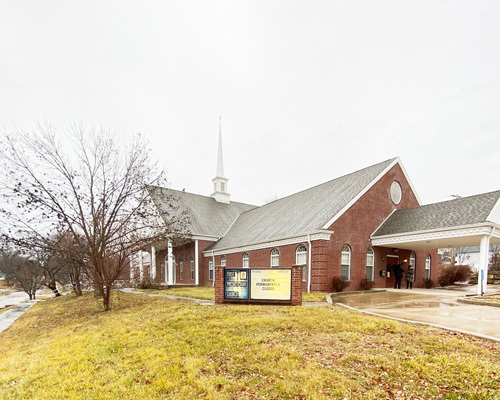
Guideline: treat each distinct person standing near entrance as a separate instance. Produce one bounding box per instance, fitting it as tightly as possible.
[393,263,404,289]
[406,263,415,289]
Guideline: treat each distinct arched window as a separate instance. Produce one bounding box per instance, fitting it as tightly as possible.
[209,258,214,281]
[425,255,431,280]
[190,258,194,280]
[221,255,226,267]
[366,248,374,281]
[296,245,307,281]
[270,248,279,268]
[341,245,351,280]
[242,253,249,269]
[410,252,416,268]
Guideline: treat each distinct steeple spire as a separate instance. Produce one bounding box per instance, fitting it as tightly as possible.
[211,117,230,204]
[216,116,225,177]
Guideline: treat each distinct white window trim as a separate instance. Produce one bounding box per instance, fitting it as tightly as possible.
[425,255,431,280]
[209,258,214,281]
[341,245,351,280]
[296,245,307,282]
[242,253,249,269]
[270,248,279,268]
[366,248,374,281]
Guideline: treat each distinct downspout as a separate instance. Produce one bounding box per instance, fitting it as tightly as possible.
[212,251,215,287]
[307,234,312,293]
[195,239,199,286]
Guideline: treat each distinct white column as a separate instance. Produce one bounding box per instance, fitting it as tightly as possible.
[167,240,174,285]
[151,245,156,280]
[478,235,491,295]
[195,239,199,286]
[139,250,144,281]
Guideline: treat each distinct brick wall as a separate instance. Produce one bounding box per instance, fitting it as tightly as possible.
[318,163,439,291]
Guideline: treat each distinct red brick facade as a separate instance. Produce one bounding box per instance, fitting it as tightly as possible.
[133,162,442,292]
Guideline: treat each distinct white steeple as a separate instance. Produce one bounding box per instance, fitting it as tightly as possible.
[211,117,230,204]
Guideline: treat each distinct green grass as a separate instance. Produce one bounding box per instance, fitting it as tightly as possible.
[1,292,500,399]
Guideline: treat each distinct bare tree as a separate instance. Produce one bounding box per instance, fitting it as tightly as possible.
[0,124,188,310]
[490,244,500,272]
[0,250,45,300]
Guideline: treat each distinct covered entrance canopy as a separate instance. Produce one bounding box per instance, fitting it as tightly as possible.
[371,191,500,295]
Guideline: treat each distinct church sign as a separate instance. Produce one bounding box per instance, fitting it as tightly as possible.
[224,269,249,300]
[250,269,292,301]
[222,268,293,302]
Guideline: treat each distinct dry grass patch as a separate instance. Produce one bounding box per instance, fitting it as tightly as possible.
[148,286,215,300]
[302,292,329,302]
[1,292,499,399]
[465,294,500,305]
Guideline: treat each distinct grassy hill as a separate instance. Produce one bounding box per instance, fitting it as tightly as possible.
[1,292,499,399]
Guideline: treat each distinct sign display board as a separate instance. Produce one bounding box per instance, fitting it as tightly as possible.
[224,269,249,300]
[250,269,292,301]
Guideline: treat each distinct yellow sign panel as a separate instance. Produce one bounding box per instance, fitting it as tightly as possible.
[250,269,292,301]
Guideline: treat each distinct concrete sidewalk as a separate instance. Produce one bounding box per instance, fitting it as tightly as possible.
[120,288,215,305]
[0,301,38,334]
[332,286,500,342]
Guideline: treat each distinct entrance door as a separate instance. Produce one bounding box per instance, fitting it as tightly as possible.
[385,255,400,288]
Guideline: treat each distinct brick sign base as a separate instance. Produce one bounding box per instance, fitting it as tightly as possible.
[215,265,303,306]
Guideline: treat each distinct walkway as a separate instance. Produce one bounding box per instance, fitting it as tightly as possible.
[119,288,215,305]
[332,286,500,342]
[0,291,38,334]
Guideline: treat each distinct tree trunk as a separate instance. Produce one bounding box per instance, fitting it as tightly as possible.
[73,281,83,296]
[47,280,61,297]
[103,285,112,311]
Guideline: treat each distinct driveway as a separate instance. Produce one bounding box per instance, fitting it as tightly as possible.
[333,286,500,342]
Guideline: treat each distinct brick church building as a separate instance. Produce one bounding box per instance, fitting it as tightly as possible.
[130,131,500,293]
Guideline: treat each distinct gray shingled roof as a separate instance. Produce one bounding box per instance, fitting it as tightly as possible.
[206,158,397,251]
[373,191,500,237]
[147,186,256,238]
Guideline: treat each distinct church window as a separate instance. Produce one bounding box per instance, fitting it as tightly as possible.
[209,258,214,280]
[296,245,307,281]
[179,261,183,280]
[270,248,279,268]
[425,255,431,280]
[366,248,374,281]
[242,253,249,268]
[341,245,351,280]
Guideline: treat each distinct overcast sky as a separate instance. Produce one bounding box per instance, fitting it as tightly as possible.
[1,1,499,206]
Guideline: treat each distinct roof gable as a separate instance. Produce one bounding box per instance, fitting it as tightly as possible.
[373,190,500,238]
[207,158,401,252]
[147,186,256,238]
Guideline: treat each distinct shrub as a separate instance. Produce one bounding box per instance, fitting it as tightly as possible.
[423,278,435,289]
[438,264,472,287]
[332,276,350,292]
[135,277,157,289]
[360,278,375,291]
